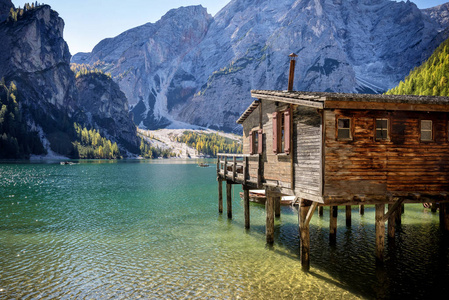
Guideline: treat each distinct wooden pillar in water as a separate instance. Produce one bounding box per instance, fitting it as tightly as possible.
[359,205,365,215]
[243,186,250,229]
[375,204,385,263]
[388,203,396,239]
[329,206,338,244]
[275,196,281,218]
[226,181,232,219]
[299,201,311,271]
[318,206,324,217]
[441,203,449,232]
[266,191,275,244]
[218,179,223,214]
[346,205,351,227]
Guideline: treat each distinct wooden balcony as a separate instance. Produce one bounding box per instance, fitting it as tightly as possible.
[216,153,262,187]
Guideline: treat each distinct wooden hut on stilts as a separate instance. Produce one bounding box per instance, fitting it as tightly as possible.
[216,54,449,271]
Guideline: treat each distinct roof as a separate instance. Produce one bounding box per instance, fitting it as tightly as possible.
[236,100,260,124]
[236,90,449,124]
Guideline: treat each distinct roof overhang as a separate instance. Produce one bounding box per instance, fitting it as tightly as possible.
[234,90,449,125]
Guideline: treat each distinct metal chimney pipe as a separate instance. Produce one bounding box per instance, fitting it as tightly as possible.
[288,53,298,92]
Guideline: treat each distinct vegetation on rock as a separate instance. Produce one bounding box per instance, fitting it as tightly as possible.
[176,131,242,157]
[386,37,449,96]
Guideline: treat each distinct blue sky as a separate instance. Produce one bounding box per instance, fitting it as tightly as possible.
[11,0,449,55]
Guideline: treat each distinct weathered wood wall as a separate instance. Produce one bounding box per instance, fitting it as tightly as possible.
[293,106,323,201]
[242,100,293,189]
[261,101,292,189]
[324,109,449,203]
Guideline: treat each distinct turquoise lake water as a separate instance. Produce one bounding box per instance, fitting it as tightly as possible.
[1,160,448,299]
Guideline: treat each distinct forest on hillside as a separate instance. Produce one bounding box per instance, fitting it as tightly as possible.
[386,37,449,96]
[176,131,242,157]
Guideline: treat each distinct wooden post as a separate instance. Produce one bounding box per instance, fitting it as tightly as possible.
[318,206,323,217]
[329,206,338,244]
[440,203,449,232]
[243,186,250,229]
[375,204,385,263]
[224,156,228,179]
[359,205,365,215]
[387,203,396,239]
[431,202,437,213]
[275,196,281,218]
[226,181,232,219]
[266,191,275,244]
[300,202,310,271]
[346,205,351,227]
[218,179,223,214]
[232,156,236,182]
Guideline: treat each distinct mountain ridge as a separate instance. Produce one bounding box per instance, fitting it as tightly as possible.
[69,0,449,133]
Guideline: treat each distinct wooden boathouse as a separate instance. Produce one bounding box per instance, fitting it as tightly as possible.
[217,88,449,270]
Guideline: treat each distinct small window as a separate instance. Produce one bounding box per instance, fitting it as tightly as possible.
[376,119,389,140]
[421,120,433,141]
[337,118,351,140]
[254,131,259,152]
[280,113,285,153]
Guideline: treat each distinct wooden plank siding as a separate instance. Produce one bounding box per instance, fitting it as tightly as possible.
[324,109,449,203]
[262,101,293,189]
[293,106,323,200]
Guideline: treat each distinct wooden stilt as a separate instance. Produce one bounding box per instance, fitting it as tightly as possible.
[395,202,402,225]
[359,205,365,215]
[218,179,223,214]
[226,181,232,219]
[440,202,445,229]
[266,191,275,244]
[275,196,281,218]
[329,206,338,244]
[431,202,437,213]
[318,206,324,216]
[440,203,449,232]
[401,203,404,214]
[375,204,385,263]
[387,204,396,239]
[300,203,310,271]
[346,205,351,227]
[243,186,250,229]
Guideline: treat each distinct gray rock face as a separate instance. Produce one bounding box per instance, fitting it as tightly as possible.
[423,3,449,29]
[0,0,13,22]
[0,5,139,155]
[0,5,79,115]
[75,73,139,152]
[73,0,449,133]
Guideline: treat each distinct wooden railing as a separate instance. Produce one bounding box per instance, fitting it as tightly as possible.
[217,153,261,186]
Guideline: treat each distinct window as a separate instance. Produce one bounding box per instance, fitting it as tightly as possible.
[272,108,291,154]
[421,120,433,141]
[376,119,389,141]
[337,118,351,140]
[249,129,263,155]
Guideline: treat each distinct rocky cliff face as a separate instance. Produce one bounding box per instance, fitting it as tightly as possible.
[75,73,139,153]
[73,0,449,133]
[0,4,139,156]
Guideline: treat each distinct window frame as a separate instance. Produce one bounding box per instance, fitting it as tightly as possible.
[272,107,292,154]
[336,117,352,141]
[420,119,433,142]
[375,118,389,141]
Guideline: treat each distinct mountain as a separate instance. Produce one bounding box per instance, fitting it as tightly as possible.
[74,0,449,133]
[0,3,139,158]
[75,72,139,152]
[386,36,449,96]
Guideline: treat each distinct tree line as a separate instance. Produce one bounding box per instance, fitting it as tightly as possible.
[139,135,176,159]
[176,131,242,157]
[0,80,45,159]
[73,123,121,159]
[7,2,43,22]
[386,37,449,96]
[71,63,112,79]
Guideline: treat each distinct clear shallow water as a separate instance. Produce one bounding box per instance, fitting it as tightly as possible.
[0,160,448,299]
